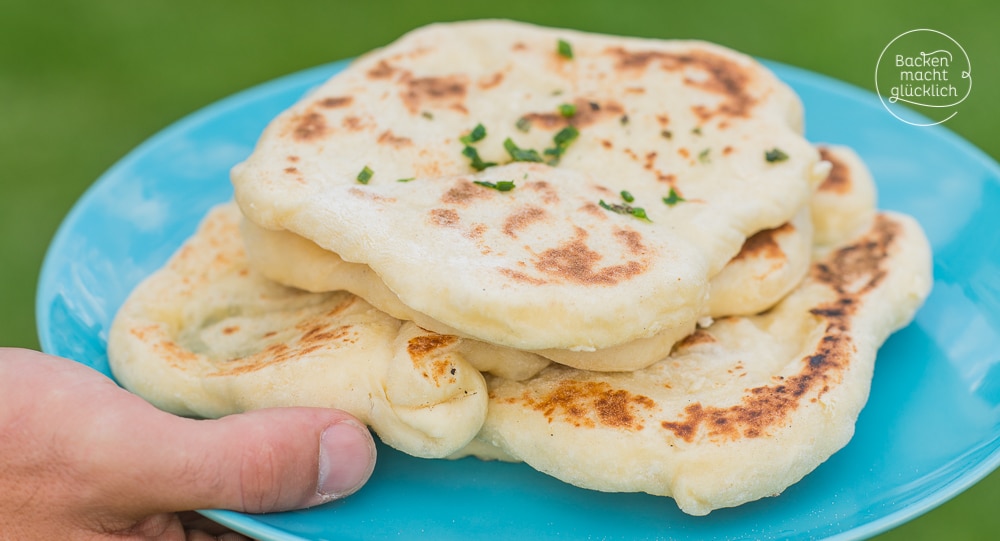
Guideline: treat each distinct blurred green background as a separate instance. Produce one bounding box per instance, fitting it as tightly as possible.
[1,1,996,539]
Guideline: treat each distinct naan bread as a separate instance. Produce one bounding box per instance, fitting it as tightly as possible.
[107,203,490,458]
[240,204,812,371]
[812,144,878,246]
[232,19,827,360]
[459,212,932,515]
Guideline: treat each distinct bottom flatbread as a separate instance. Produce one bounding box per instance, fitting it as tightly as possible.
[108,203,489,458]
[456,211,932,515]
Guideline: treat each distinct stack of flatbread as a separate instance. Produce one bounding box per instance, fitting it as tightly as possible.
[107,20,932,515]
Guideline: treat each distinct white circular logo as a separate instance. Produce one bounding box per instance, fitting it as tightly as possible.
[875,29,972,126]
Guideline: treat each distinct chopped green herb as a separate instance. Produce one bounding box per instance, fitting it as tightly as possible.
[459,123,487,145]
[661,130,673,139]
[515,116,532,132]
[692,126,702,136]
[551,89,564,96]
[620,190,635,203]
[588,101,601,111]
[698,148,711,163]
[463,145,497,171]
[557,38,573,59]
[662,187,686,206]
[474,180,516,192]
[356,166,373,184]
[504,138,544,163]
[543,125,580,165]
[396,177,415,183]
[421,111,434,120]
[559,103,577,118]
[552,125,579,147]
[620,114,630,125]
[765,148,789,163]
[599,199,651,222]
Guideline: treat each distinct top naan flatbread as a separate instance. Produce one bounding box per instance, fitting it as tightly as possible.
[232,19,827,354]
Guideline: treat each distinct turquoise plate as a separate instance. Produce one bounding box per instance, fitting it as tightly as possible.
[36,59,1000,540]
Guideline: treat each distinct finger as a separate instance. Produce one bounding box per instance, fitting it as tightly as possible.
[90,395,378,515]
[1,348,376,518]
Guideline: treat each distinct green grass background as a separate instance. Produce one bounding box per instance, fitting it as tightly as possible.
[1,1,996,538]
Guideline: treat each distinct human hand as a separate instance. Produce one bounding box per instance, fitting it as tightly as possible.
[0,347,377,540]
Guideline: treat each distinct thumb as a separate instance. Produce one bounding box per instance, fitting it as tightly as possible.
[136,407,378,514]
[1,348,378,537]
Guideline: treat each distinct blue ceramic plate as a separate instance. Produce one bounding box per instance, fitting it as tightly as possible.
[36,59,1000,541]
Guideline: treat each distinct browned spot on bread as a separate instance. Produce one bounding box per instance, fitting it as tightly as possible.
[579,202,608,220]
[811,214,897,295]
[478,71,505,89]
[222,325,240,335]
[348,187,396,204]
[377,130,413,148]
[429,208,461,227]
[606,47,756,121]
[291,112,327,141]
[367,60,397,79]
[818,147,851,194]
[656,114,670,127]
[674,329,717,350]
[644,151,657,171]
[503,206,548,238]
[498,268,546,285]
[521,380,656,430]
[533,228,647,286]
[733,223,793,261]
[211,318,358,377]
[520,99,625,130]
[614,228,647,256]
[722,145,734,156]
[407,334,459,362]
[400,74,468,114]
[342,116,366,131]
[661,216,900,443]
[523,181,560,205]
[284,166,298,174]
[286,155,299,162]
[677,148,690,159]
[441,180,493,205]
[318,96,353,108]
[512,41,527,51]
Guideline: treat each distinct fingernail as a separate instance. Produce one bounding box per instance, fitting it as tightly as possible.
[317,420,376,500]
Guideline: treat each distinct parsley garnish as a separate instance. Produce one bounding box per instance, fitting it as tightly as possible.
[557,39,573,59]
[460,123,487,145]
[661,130,673,139]
[357,166,373,184]
[559,103,577,118]
[463,145,497,171]
[765,148,789,163]
[620,190,635,203]
[504,137,544,163]
[692,126,702,136]
[397,177,415,183]
[515,117,532,132]
[662,187,685,206]
[421,111,434,120]
[698,148,711,163]
[474,180,516,192]
[600,199,651,222]
[543,126,580,165]
[620,114,629,125]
